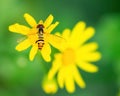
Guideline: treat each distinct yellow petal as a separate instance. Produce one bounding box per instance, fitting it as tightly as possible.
[62,29,70,40]
[57,29,71,51]
[24,13,37,27]
[55,32,61,36]
[69,22,86,47]
[64,66,75,93]
[44,14,53,28]
[77,61,98,73]
[48,69,56,80]
[45,33,65,50]
[38,20,43,24]
[48,53,62,80]
[29,43,38,61]
[57,68,65,88]
[73,66,86,88]
[16,39,31,51]
[78,42,98,53]
[77,52,101,62]
[71,21,85,39]
[27,32,38,45]
[9,23,30,35]
[79,27,95,46]
[48,62,59,80]
[41,42,51,62]
[42,76,58,94]
[46,22,59,33]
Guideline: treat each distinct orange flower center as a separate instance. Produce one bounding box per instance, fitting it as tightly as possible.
[62,48,76,66]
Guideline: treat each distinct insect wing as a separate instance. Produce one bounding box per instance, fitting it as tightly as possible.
[17,36,26,43]
[45,33,65,49]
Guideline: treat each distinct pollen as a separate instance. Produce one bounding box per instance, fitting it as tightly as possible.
[62,48,76,66]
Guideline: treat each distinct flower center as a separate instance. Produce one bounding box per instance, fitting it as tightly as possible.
[62,48,76,66]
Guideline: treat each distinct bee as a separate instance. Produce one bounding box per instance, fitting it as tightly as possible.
[36,24,45,50]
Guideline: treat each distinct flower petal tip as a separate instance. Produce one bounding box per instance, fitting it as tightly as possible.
[15,47,22,51]
[8,25,12,31]
[29,53,36,61]
[29,53,35,61]
[46,14,54,22]
[8,23,18,32]
[88,27,95,33]
[79,21,86,25]
[80,83,86,89]
[67,88,75,93]
[95,67,99,72]
[97,52,102,60]
[81,85,86,89]
[46,57,51,62]
[42,55,51,62]
[29,58,34,61]
[24,13,29,17]
[55,21,59,25]
[59,84,64,89]
[60,86,64,89]
[49,14,53,18]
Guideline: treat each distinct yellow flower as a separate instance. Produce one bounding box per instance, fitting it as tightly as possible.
[42,75,58,94]
[48,21,101,93]
[118,90,120,96]
[9,13,62,62]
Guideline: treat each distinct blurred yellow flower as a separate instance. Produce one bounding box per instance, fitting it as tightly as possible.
[48,21,101,93]
[118,89,120,96]
[42,75,58,94]
[9,13,62,62]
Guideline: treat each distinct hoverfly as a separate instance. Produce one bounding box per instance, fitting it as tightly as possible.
[35,24,64,50]
[35,24,45,50]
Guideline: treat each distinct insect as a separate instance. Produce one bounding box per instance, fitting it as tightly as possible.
[36,24,45,50]
[35,24,65,50]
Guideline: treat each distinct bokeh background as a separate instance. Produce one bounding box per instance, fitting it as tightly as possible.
[0,0,120,96]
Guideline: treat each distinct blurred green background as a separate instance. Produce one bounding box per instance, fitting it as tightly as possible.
[0,0,120,96]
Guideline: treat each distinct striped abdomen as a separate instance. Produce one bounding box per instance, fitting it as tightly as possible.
[36,24,45,50]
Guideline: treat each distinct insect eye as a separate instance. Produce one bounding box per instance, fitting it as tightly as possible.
[37,24,44,28]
